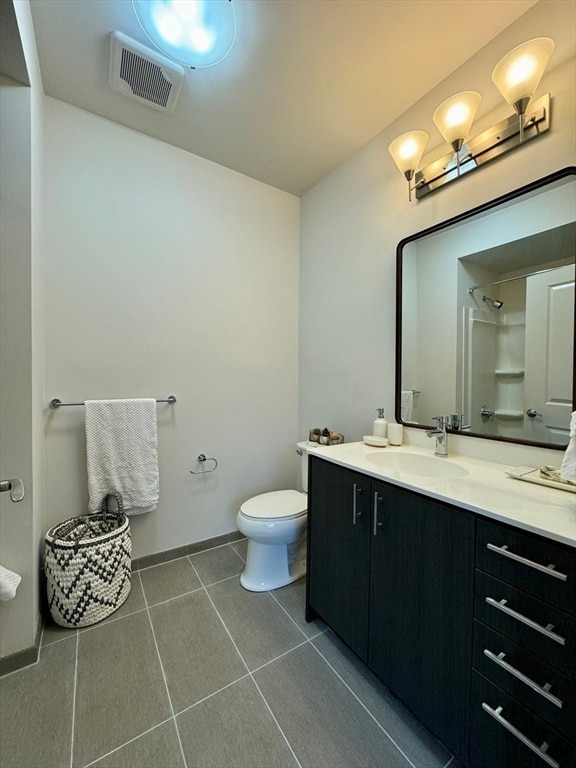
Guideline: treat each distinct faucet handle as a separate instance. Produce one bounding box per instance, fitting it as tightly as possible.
[448,413,471,431]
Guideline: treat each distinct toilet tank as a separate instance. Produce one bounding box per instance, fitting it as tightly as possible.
[296,440,321,493]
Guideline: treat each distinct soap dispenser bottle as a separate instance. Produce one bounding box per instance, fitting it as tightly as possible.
[373,408,388,438]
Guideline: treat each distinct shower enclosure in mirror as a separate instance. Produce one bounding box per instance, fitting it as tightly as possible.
[395,167,575,449]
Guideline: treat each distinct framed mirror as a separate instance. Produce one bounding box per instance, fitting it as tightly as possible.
[395,167,575,449]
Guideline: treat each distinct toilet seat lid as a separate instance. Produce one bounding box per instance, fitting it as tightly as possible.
[240,490,307,520]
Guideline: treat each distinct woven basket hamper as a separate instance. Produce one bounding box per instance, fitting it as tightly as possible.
[44,491,131,628]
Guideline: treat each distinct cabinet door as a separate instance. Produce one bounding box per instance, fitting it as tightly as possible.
[368,482,475,762]
[307,456,371,660]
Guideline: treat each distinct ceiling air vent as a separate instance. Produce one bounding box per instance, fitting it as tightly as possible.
[109,31,184,113]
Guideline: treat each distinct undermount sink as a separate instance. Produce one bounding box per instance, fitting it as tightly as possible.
[366,451,469,479]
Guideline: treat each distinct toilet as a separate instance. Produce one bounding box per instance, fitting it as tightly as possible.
[236,441,315,592]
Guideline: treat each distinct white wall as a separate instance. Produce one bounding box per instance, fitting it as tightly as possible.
[0,76,35,658]
[42,100,300,559]
[0,0,44,659]
[299,0,576,457]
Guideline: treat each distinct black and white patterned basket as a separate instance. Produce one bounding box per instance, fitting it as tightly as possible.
[44,491,131,628]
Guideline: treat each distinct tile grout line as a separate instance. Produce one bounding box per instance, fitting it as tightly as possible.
[268,584,328,642]
[229,541,246,563]
[249,638,311,675]
[309,640,418,768]
[70,630,79,768]
[138,570,189,768]
[185,558,252,677]
[38,629,79,650]
[81,718,175,768]
[187,560,304,768]
[171,673,252,718]
[249,675,304,768]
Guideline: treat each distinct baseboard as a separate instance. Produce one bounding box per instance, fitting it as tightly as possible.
[132,529,245,571]
[0,612,42,677]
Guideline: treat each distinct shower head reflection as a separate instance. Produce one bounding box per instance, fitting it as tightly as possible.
[483,295,504,309]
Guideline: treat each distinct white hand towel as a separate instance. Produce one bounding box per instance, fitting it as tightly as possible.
[85,398,159,515]
[401,390,414,422]
[0,565,22,601]
[560,411,576,484]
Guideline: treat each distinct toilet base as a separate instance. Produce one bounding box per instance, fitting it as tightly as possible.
[240,539,306,592]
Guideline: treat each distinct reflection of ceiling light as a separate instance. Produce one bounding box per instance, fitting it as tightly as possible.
[132,0,236,69]
[389,38,554,202]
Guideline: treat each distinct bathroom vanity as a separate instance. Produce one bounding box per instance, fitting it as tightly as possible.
[305,442,576,768]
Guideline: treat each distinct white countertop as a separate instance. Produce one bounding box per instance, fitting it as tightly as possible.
[306,441,576,548]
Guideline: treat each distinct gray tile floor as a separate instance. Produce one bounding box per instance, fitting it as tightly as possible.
[1,540,461,768]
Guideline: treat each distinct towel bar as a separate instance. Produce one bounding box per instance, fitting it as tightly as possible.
[50,395,177,408]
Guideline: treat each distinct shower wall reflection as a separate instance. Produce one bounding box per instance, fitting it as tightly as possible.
[463,262,574,444]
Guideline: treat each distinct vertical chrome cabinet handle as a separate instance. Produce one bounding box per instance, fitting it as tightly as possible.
[483,649,563,708]
[485,597,566,645]
[352,484,363,525]
[487,543,567,581]
[373,492,383,536]
[0,479,25,502]
[481,703,560,768]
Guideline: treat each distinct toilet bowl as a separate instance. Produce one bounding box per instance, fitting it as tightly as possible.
[236,441,314,592]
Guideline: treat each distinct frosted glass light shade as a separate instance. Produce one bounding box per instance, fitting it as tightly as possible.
[132,0,236,68]
[388,131,428,179]
[433,91,481,151]
[492,38,554,113]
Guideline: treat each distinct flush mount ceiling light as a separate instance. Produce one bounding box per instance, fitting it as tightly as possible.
[132,0,236,69]
[389,38,555,201]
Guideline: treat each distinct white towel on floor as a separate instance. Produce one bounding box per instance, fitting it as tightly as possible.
[560,411,576,484]
[0,565,22,601]
[85,398,159,515]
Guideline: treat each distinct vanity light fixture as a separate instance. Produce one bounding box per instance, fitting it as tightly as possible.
[389,38,555,201]
[388,131,429,202]
[132,0,236,69]
[432,91,481,175]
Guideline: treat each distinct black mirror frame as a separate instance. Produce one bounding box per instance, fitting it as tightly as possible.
[395,166,576,451]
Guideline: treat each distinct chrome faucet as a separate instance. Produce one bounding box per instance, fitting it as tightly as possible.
[427,414,469,456]
[426,416,449,456]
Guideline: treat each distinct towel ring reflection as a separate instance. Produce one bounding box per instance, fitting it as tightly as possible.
[190,454,218,474]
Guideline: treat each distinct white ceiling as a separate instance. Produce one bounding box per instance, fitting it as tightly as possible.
[28,0,539,196]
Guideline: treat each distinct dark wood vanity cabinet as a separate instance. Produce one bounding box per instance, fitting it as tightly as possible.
[470,519,576,768]
[306,455,576,768]
[306,455,475,763]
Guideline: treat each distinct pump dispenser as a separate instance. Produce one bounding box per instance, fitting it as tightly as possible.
[373,408,388,438]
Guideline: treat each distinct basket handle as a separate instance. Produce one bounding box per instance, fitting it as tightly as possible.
[100,490,124,524]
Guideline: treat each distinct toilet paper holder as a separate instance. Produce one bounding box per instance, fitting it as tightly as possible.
[190,454,218,474]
